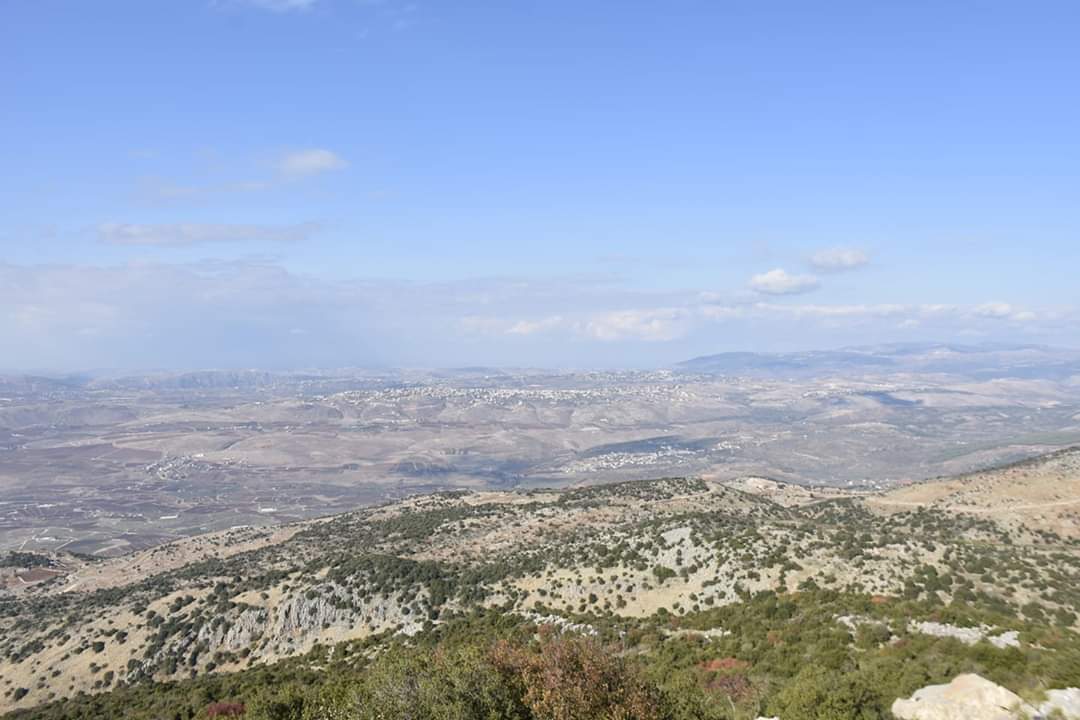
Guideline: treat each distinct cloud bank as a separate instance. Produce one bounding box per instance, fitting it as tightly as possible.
[0,261,1070,370]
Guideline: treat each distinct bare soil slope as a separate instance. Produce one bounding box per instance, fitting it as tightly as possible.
[867,447,1080,538]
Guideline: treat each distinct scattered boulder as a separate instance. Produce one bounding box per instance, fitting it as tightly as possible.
[988,630,1021,650]
[521,612,600,637]
[1040,688,1080,719]
[892,674,1036,720]
[909,621,1021,649]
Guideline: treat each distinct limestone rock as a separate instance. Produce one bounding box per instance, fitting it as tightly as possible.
[908,621,1021,649]
[1040,688,1080,719]
[891,674,1036,720]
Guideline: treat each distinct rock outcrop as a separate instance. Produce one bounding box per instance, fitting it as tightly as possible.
[908,621,1020,649]
[891,674,1035,720]
[1040,688,1080,719]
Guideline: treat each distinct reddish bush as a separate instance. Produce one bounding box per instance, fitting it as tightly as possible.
[206,701,245,718]
[699,657,749,672]
[490,636,664,720]
[704,672,753,701]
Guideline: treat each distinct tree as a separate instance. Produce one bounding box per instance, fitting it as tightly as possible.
[769,666,885,720]
[247,685,307,720]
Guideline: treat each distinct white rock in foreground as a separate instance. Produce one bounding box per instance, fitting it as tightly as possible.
[1040,688,1080,719]
[891,674,1036,720]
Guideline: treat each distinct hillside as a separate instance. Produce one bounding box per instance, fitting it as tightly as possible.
[2,451,1080,718]
[868,447,1080,539]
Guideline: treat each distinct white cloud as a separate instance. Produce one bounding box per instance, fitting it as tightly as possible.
[136,148,346,203]
[973,302,1038,322]
[753,302,907,319]
[809,247,870,272]
[581,308,691,342]
[749,268,820,296]
[464,299,1060,352]
[277,148,347,178]
[98,222,318,247]
[0,260,1071,370]
[973,302,1015,319]
[697,301,1046,329]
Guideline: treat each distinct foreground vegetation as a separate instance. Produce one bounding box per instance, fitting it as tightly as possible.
[8,588,1080,720]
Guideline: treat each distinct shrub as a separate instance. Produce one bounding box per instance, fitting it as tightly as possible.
[490,636,665,720]
[769,666,885,720]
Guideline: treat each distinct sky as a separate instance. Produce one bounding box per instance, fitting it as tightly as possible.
[2,0,1078,370]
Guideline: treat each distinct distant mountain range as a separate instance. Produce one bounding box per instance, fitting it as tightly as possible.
[676,342,1080,379]
[4,343,1080,391]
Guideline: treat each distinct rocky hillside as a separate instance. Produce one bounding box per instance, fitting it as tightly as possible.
[3,450,1080,717]
[869,447,1080,538]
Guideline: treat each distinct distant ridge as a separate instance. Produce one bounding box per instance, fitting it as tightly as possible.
[676,342,1080,379]
[676,350,894,375]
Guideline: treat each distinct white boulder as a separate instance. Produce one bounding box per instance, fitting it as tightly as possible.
[1040,688,1080,719]
[908,621,1021,649]
[891,674,1036,720]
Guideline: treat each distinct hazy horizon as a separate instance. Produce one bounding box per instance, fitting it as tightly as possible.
[4,339,1077,377]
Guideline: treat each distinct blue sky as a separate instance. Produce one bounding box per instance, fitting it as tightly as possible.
[2,0,1078,370]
